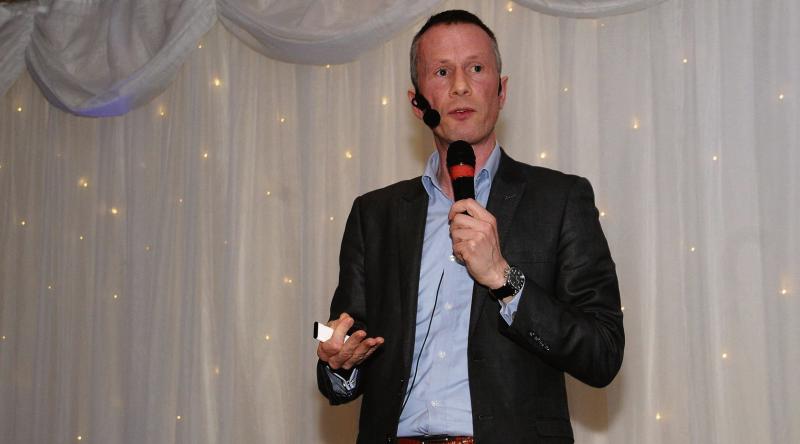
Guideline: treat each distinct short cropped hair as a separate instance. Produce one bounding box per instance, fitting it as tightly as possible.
[409,9,502,91]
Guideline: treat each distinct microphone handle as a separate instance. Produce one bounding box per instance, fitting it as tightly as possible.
[452,176,475,202]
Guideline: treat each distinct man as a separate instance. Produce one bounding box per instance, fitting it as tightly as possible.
[316,10,624,444]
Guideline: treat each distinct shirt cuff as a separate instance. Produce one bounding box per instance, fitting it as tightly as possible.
[498,283,524,325]
[325,365,360,396]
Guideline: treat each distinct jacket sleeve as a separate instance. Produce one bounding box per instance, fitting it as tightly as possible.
[502,176,625,387]
[316,197,369,404]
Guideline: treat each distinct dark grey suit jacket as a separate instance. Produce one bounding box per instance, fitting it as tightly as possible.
[318,150,624,444]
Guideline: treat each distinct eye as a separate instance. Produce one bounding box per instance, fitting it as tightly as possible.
[471,64,483,73]
[436,68,448,77]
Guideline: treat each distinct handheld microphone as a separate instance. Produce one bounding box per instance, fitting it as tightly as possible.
[446,140,475,201]
[412,93,441,128]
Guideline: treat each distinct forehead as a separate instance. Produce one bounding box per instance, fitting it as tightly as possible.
[417,23,495,66]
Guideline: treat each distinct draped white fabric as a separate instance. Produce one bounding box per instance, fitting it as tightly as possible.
[0,0,665,116]
[1,0,799,443]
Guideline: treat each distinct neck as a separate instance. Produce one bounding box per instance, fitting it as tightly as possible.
[434,134,497,201]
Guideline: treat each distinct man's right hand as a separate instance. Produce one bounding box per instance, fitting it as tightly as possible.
[317,312,384,370]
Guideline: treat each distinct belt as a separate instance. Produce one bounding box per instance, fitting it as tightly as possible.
[397,436,474,444]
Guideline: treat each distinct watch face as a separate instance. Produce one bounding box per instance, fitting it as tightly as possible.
[508,266,525,292]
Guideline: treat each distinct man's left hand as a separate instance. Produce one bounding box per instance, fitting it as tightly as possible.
[449,198,508,289]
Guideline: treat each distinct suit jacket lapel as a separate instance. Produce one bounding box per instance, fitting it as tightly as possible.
[397,181,428,373]
[469,149,526,338]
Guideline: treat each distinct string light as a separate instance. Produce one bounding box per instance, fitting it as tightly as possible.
[16,106,22,112]
[329,216,335,221]
[781,288,788,295]
[325,64,331,69]
[77,436,83,441]
[110,207,119,215]
[655,412,662,421]
[712,155,719,161]
[621,306,625,311]
[1,335,6,341]
[113,293,119,299]
[214,367,220,375]
[265,335,271,341]
[48,284,53,290]
[145,245,151,252]
[600,211,606,217]
[632,118,640,130]
[539,152,547,159]
[78,177,89,188]
[20,220,26,226]
[690,246,696,252]
[213,78,221,87]
[279,116,286,123]
[159,107,166,117]
[345,150,353,159]
[381,97,389,106]
[778,93,785,101]
[266,190,272,196]
[79,235,84,241]
[203,152,209,159]
[178,198,183,204]
[197,43,203,49]
[506,1,513,12]
[682,58,688,64]
[176,415,182,420]
[283,277,293,284]
[562,87,569,92]
[721,352,728,359]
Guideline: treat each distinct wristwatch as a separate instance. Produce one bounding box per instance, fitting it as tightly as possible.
[490,265,525,299]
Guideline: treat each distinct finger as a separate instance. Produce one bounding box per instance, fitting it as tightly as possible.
[448,198,487,220]
[343,337,384,369]
[331,313,354,342]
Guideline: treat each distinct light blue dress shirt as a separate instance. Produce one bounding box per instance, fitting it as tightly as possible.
[325,144,522,436]
[397,144,521,436]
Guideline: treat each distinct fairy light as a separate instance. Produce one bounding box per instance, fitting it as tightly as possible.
[20,220,26,226]
[266,191,272,196]
[620,306,625,311]
[381,97,389,106]
[113,293,119,299]
[539,152,547,159]
[600,211,606,217]
[562,87,569,92]
[712,155,718,161]
[506,1,513,12]
[176,415,182,420]
[197,43,203,49]
[145,245,151,252]
[178,198,183,204]
[265,335,271,341]
[682,58,688,64]
[632,118,640,130]
[78,177,89,188]
[214,367,220,375]
[655,412,662,421]
[690,246,696,252]
[110,207,119,215]
[329,216,335,221]
[279,116,286,123]
[213,78,221,87]
[79,235,84,241]
[283,277,293,284]
[721,352,728,359]
[159,107,166,117]
[778,93,785,101]
[325,64,331,69]
[345,150,353,159]
[77,436,83,441]
[781,288,788,295]
[203,152,209,159]
[16,106,22,112]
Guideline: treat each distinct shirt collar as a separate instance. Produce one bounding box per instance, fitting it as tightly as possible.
[421,142,502,198]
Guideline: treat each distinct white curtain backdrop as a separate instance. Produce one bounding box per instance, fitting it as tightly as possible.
[1,0,798,443]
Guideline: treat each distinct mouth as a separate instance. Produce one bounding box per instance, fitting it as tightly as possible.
[448,107,475,120]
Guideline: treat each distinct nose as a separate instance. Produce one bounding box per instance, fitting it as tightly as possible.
[450,69,471,96]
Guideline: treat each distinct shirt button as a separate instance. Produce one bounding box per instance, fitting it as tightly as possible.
[444,302,453,310]
[449,254,456,262]
[437,351,446,360]
[431,400,440,408]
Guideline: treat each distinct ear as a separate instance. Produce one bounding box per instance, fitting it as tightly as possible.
[408,89,425,120]
[498,75,509,109]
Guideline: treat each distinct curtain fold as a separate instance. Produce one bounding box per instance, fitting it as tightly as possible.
[515,0,669,18]
[0,3,35,98]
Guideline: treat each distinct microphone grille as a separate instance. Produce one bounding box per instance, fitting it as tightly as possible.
[446,140,475,167]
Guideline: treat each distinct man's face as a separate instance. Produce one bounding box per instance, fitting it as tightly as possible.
[411,23,507,148]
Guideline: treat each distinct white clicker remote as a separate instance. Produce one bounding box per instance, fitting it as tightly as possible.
[313,321,350,342]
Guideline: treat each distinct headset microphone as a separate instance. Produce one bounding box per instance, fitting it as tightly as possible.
[412,92,441,128]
